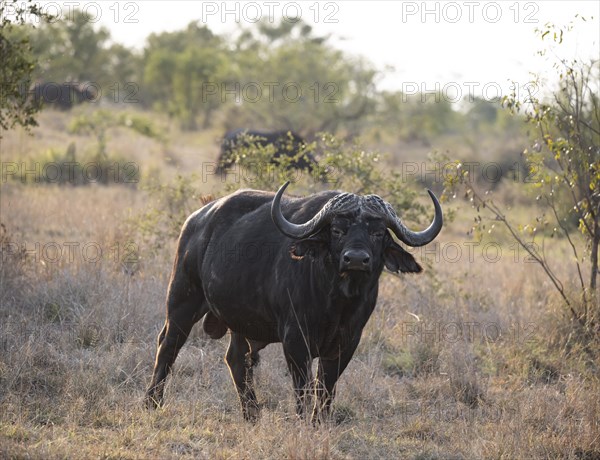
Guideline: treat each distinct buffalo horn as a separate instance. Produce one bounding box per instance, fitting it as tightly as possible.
[384,190,443,247]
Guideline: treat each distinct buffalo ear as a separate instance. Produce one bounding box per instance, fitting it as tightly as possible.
[290,232,328,260]
[384,240,422,273]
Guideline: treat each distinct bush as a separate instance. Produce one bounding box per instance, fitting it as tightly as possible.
[4,142,139,186]
[220,132,435,227]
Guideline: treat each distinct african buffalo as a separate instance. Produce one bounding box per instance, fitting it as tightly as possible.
[145,182,442,421]
[31,82,95,110]
[217,129,317,174]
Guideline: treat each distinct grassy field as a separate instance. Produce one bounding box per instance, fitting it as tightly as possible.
[1,109,599,459]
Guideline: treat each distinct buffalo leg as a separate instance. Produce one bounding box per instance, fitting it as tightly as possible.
[282,342,313,418]
[145,282,206,409]
[313,338,360,423]
[225,334,267,421]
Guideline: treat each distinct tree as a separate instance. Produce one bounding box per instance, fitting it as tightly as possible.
[103,43,142,97]
[28,9,111,83]
[142,48,177,113]
[224,19,377,137]
[375,90,458,144]
[18,7,141,107]
[142,22,228,129]
[465,97,499,130]
[171,46,226,130]
[449,18,599,336]
[0,0,49,133]
[69,109,163,160]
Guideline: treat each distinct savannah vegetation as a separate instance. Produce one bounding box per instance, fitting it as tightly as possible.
[0,5,598,459]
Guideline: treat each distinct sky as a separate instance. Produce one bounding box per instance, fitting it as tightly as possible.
[33,1,600,98]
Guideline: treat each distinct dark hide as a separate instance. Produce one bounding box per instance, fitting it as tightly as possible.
[31,82,95,110]
[217,129,316,173]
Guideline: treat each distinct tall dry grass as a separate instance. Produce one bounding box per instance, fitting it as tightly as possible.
[1,113,599,459]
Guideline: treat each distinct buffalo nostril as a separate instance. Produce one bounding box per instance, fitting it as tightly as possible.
[342,250,371,270]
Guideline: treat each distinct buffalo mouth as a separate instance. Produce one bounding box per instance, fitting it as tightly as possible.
[339,263,372,278]
[340,265,371,275]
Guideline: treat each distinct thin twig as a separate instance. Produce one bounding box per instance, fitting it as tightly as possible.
[545,194,587,305]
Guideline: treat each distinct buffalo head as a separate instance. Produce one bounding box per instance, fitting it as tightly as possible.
[272,182,443,296]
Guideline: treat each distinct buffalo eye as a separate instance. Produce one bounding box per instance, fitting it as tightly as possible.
[370,230,385,239]
[331,227,345,238]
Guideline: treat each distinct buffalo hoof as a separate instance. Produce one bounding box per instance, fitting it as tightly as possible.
[242,403,260,423]
[311,406,351,426]
[144,390,163,410]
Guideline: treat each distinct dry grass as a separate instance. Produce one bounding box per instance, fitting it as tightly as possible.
[1,112,599,459]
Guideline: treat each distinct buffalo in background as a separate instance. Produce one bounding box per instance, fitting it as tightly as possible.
[217,129,318,174]
[146,182,443,422]
[30,82,97,110]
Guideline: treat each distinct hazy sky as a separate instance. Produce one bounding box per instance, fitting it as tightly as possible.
[35,1,600,97]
